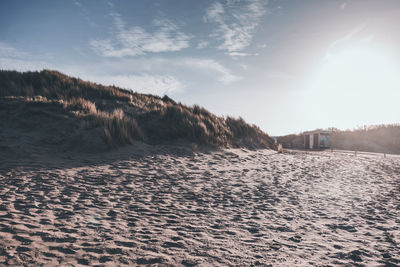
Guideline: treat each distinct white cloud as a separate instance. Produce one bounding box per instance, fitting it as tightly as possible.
[0,40,238,94]
[90,12,191,57]
[0,42,27,58]
[86,74,184,95]
[340,2,347,10]
[325,24,367,60]
[226,51,259,57]
[239,63,249,70]
[105,57,241,85]
[112,57,242,85]
[106,0,114,8]
[203,0,267,53]
[176,57,241,84]
[0,57,48,71]
[73,0,96,27]
[0,42,50,71]
[197,40,209,49]
[328,24,366,49]
[0,42,184,96]
[204,2,225,23]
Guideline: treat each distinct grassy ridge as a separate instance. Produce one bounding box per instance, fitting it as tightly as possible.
[279,125,400,154]
[0,70,276,151]
[329,125,400,154]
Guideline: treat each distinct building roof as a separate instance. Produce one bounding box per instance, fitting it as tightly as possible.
[303,130,332,135]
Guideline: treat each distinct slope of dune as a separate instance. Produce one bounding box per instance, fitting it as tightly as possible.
[0,69,276,155]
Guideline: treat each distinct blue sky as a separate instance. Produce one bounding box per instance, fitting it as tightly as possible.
[1,0,400,135]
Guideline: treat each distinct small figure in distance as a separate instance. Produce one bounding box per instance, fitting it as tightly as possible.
[278,144,283,153]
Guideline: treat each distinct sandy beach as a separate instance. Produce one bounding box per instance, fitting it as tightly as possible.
[0,147,399,266]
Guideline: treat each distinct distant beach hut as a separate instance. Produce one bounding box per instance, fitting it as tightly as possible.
[303,130,331,150]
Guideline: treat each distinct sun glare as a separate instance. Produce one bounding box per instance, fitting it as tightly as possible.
[306,44,400,129]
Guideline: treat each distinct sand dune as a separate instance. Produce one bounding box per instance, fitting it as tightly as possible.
[0,147,399,266]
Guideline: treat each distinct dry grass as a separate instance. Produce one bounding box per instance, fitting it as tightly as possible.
[0,69,276,150]
[64,97,97,114]
[62,97,143,146]
[0,69,132,101]
[226,116,276,149]
[93,109,144,146]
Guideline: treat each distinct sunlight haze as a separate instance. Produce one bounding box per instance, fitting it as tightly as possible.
[1,0,400,135]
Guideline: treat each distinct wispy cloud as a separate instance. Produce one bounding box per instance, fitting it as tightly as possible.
[0,57,184,96]
[86,74,184,95]
[0,57,50,72]
[90,12,191,57]
[176,57,242,84]
[73,0,96,27]
[0,42,47,71]
[325,24,367,60]
[0,41,183,96]
[101,57,241,85]
[203,0,267,53]
[0,43,56,73]
[197,40,209,49]
[226,51,259,57]
[0,42,27,58]
[328,24,366,49]
[0,41,238,97]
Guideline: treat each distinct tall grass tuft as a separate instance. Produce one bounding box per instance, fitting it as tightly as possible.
[62,97,143,146]
[226,116,276,149]
[94,109,144,146]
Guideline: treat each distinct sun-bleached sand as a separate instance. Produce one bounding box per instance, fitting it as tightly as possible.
[0,146,399,266]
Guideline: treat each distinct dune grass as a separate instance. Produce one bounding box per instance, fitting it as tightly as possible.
[0,69,276,150]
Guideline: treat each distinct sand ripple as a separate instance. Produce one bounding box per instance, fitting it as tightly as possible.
[0,149,399,266]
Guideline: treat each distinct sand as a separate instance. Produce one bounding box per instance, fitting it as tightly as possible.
[0,146,399,266]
